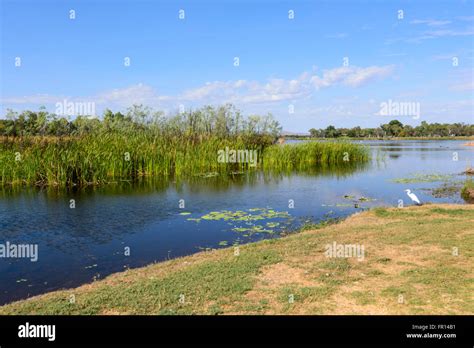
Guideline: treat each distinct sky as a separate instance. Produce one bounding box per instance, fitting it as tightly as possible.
[1,0,473,132]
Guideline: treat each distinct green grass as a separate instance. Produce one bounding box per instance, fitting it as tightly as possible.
[375,206,474,218]
[1,203,471,315]
[262,141,370,173]
[0,246,281,315]
[0,135,370,187]
[0,133,268,187]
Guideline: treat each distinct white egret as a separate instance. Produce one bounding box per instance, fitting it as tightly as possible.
[404,189,422,205]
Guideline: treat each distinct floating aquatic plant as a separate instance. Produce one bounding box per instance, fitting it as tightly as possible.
[200,208,289,222]
[421,182,463,198]
[342,194,375,202]
[358,196,375,202]
[391,173,453,184]
[187,207,291,236]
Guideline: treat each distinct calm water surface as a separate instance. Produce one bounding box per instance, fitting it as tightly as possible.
[0,140,472,305]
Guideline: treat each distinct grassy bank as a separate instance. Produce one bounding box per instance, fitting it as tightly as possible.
[0,135,369,187]
[1,204,472,315]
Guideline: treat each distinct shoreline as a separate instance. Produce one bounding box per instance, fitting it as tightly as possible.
[1,203,472,315]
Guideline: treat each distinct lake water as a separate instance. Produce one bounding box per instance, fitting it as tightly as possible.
[0,140,472,305]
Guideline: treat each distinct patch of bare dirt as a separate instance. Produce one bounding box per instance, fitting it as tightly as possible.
[257,263,318,287]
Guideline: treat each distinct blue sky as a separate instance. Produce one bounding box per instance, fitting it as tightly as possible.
[1,0,473,131]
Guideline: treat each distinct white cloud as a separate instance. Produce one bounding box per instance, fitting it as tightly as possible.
[180,65,394,104]
[425,29,474,37]
[310,65,395,88]
[411,19,451,26]
[178,75,312,104]
[1,65,396,109]
[407,28,474,43]
[96,83,171,107]
[389,16,474,44]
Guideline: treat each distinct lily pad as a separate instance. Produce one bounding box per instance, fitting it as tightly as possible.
[188,207,291,236]
[391,173,453,184]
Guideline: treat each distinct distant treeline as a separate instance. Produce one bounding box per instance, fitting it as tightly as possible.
[309,120,474,138]
[0,104,282,138]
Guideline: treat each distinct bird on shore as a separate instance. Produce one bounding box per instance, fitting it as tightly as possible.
[404,189,422,205]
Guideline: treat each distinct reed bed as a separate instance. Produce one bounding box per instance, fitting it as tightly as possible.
[262,141,370,171]
[0,135,370,187]
[0,133,267,187]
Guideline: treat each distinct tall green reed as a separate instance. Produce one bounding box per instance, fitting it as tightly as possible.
[0,135,369,187]
[262,141,370,171]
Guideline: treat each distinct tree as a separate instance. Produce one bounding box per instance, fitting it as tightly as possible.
[347,126,362,138]
[325,125,340,138]
[381,120,404,137]
[309,128,319,137]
